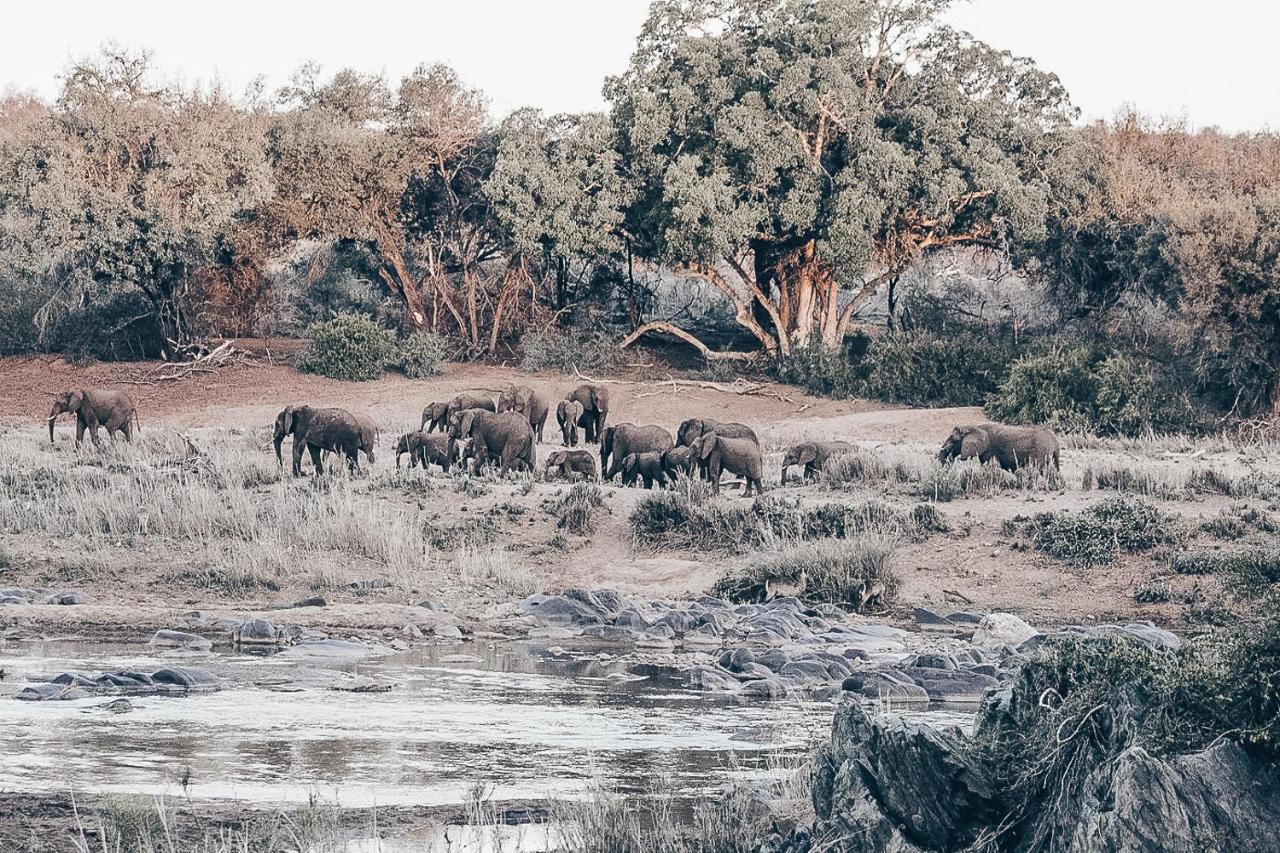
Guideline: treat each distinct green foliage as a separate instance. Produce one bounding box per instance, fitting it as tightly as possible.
[397,331,449,378]
[548,482,607,534]
[1005,496,1172,566]
[520,325,622,374]
[1133,578,1172,604]
[713,536,900,607]
[984,345,1099,431]
[778,332,1018,408]
[295,313,396,381]
[0,278,42,356]
[1200,505,1278,540]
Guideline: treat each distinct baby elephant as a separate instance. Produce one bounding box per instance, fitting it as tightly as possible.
[622,451,668,489]
[939,423,1060,471]
[556,399,586,447]
[545,449,598,481]
[662,445,698,479]
[781,440,854,484]
[698,434,764,496]
[395,430,454,472]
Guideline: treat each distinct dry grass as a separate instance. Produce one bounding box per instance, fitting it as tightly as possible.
[452,543,538,599]
[821,446,1064,500]
[0,429,431,588]
[714,535,900,606]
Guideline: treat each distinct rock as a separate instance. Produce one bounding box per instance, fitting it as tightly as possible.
[348,578,393,591]
[727,647,756,672]
[581,625,639,643]
[811,699,1000,851]
[972,612,1039,649]
[526,626,576,641]
[914,607,958,632]
[102,698,134,713]
[655,610,699,634]
[840,671,929,704]
[741,677,789,699]
[232,618,283,647]
[44,591,88,605]
[634,635,675,652]
[418,600,447,611]
[757,649,791,672]
[277,639,393,660]
[50,672,98,687]
[902,667,1001,702]
[179,610,205,625]
[150,630,213,651]
[613,608,651,631]
[330,677,393,693]
[690,665,741,692]
[430,624,463,640]
[151,667,220,690]
[682,629,722,650]
[779,660,835,683]
[643,622,675,639]
[945,611,984,626]
[732,662,775,682]
[0,588,39,602]
[16,683,87,701]
[0,596,27,605]
[402,624,424,639]
[1097,622,1182,651]
[911,653,958,671]
[291,596,328,608]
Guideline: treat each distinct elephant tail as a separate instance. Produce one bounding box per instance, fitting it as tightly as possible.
[132,408,141,433]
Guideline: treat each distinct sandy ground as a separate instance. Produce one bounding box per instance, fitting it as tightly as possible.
[0,353,1262,637]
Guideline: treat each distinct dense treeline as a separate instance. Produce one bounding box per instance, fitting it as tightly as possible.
[1,0,1277,424]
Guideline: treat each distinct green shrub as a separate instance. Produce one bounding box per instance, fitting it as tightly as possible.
[296,313,396,381]
[521,326,622,374]
[1133,577,1173,604]
[1093,354,1161,436]
[1005,496,1172,566]
[397,330,449,378]
[1200,505,1278,540]
[0,278,43,356]
[712,536,899,606]
[548,482,607,534]
[984,345,1098,431]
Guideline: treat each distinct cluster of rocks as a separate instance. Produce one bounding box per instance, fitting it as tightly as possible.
[16,665,220,701]
[0,588,88,606]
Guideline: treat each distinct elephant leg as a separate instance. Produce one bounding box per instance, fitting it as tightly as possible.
[74,418,85,446]
[585,416,597,444]
[121,418,133,442]
[346,448,360,474]
[89,421,103,448]
[309,443,325,476]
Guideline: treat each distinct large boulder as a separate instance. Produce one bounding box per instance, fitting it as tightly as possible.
[811,699,1000,851]
[232,618,283,647]
[519,589,636,627]
[150,630,213,651]
[972,613,1039,649]
[151,667,220,690]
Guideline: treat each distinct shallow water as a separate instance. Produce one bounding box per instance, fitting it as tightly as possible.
[0,637,971,810]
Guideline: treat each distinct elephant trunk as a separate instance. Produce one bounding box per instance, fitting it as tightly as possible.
[273,433,285,467]
[48,410,58,444]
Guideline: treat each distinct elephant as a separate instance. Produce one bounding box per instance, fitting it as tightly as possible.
[600,423,673,482]
[444,392,497,428]
[556,399,586,447]
[566,383,610,444]
[48,389,138,446]
[938,423,1060,471]
[274,405,374,476]
[622,451,669,489]
[676,418,760,448]
[544,449,598,481]
[395,430,454,471]
[421,402,450,432]
[698,433,765,496]
[661,445,698,479]
[781,440,854,484]
[498,385,550,442]
[449,409,535,475]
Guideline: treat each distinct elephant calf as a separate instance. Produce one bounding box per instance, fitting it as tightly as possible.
[622,451,668,489]
[544,449,598,481]
[698,434,764,496]
[395,430,454,472]
[556,399,586,447]
[601,424,674,482]
[781,440,854,484]
[421,401,450,433]
[939,423,1060,471]
[48,388,138,446]
[662,445,698,479]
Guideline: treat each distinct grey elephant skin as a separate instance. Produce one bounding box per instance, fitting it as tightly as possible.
[420,401,450,432]
[699,433,764,495]
[781,440,853,484]
[544,449,598,481]
[676,417,759,448]
[567,383,610,444]
[274,405,375,476]
[600,423,673,481]
[48,388,138,446]
[556,399,586,446]
[449,409,535,475]
[622,451,669,489]
[498,385,550,442]
[939,423,1060,471]
[662,445,698,478]
[395,430,453,471]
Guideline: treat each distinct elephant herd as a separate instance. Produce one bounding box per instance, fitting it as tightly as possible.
[45,384,1063,491]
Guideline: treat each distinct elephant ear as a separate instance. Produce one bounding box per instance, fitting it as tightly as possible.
[959,429,987,458]
[279,405,295,435]
[68,390,84,412]
[622,453,637,471]
[699,435,718,460]
[797,444,817,465]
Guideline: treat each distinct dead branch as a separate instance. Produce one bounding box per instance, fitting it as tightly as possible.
[619,321,757,362]
[943,588,974,605]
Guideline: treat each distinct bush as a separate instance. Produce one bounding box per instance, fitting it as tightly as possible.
[984,345,1098,431]
[1201,505,1278,540]
[1005,496,1172,566]
[521,326,622,374]
[776,331,1018,407]
[397,330,449,378]
[0,278,43,356]
[549,482,607,534]
[296,313,396,381]
[713,536,899,607]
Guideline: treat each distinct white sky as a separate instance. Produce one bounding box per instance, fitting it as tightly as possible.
[2,0,1276,131]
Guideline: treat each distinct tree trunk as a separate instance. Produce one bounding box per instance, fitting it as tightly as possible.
[772,241,840,350]
[377,245,428,329]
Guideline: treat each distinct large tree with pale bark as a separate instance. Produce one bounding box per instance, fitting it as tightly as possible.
[608,0,1076,356]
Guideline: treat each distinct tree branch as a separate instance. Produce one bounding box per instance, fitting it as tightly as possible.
[619,321,757,362]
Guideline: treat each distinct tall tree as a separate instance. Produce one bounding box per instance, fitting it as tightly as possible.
[608,0,1075,355]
